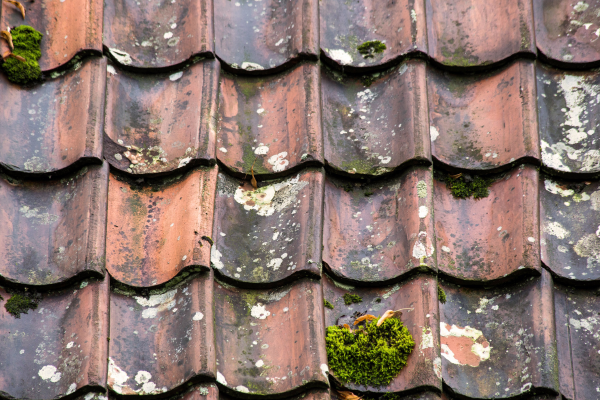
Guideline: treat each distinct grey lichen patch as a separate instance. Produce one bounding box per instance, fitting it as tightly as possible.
[118,144,197,174]
[19,205,59,225]
[417,180,427,198]
[574,234,600,269]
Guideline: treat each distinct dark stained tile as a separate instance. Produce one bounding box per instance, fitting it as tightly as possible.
[323,167,435,284]
[217,63,322,177]
[0,0,102,71]
[108,273,214,395]
[0,58,105,176]
[106,166,217,287]
[103,0,212,68]
[214,0,318,72]
[439,270,559,399]
[428,60,539,171]
[319,0,426,70]
[426,0,536,67]
[554,285,600,400]
[0,278,109,400]
[0,163,108,286]
[537,64,600,175]
[104,60,219,175]
[540,176,600,283]
[213,278,328,396]
[212,169,323,287]
[534,0,600,65]
[434,165,540,283]
[322,61,430,176]
[322,274,441,393]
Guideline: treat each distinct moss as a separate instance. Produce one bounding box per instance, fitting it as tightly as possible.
[324,299,335,309]
[357,40,387,58]
[4,293,39,318]
[438,286,446,304]
[1,26,43,85]
[435,171,494,200]
[343,293,363,305]
[325,318,415,386]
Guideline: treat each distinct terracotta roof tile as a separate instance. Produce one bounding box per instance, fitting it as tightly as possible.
[214,0,318,72]
[323,166,434,284]
[106,166,217,287]
[104,59,218,175]
[103,0,212,68]
[319,0,427,70]
[0,57,106,176]
[217,63,322,177]
[0,163,108,286]
[214,278,328,396]
[322,60,430,177]
[428,60,539,171]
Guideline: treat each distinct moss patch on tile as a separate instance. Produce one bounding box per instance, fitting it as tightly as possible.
[324,299,335,309]
[435,170,494,199]
[4,293,39,318]
[325,318,415,386]
[343,293,362,305]
[438,285,446,304]
[357,40,386,59]
[2,26,43,85]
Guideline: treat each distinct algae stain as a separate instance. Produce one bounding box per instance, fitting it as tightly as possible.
[357,40,386,59]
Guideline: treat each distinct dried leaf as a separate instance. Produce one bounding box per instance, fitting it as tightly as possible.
[3,51,25,62]
[353,314,377,325]
[250,158,258,189]
[1,30,13,50]
[4,0,26,19]
[337,391,362,400]
[342,323,352,332]
[376,309,412,326]
[449,173,463,179]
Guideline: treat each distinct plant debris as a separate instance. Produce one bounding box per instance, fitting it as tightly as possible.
[337,391,362,400]
[357,40,386,58]
[1,25,43,85]
[354,314,377,325]
[1,30,14,50]
[343,293,363,305]
[3,0,26,19]
[324,299,335,309]
[438,285,447,304]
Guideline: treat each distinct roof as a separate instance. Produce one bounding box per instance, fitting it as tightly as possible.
[0,0,599,400]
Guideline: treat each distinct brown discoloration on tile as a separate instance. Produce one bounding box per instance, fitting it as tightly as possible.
[103,0,212,68]
[435,165,540,282]
[104,60,218,175]
[322,274,441,392]
[214,278,328,395]
[108,273,214,395]
[0,58,105,176]
[0,278,109,400]
[428,60,539,171]
[535,0,600,65]
[0,0,102,71]
[212,169,323,286]
[439,270,558,399]
[106,166,217,287]
[536,64,600,175]
[320,0,426,70]
[323,167,435,283]
[426,0,535,67]
[214,0,318,72]
[217,64,322,177]
[0,164,108,286]
[541,177,600,282]
[322,61,430,176]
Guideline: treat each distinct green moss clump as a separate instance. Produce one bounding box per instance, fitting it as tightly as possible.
[325,318,415,386]
[438,286,446,304]
[2,26,43,85]
[343,293,362,305]
[435,171,494,200]
[324,299,335,309]
[4,293,38,318]
[357,40,386,58]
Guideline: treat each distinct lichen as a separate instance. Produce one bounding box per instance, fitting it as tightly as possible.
[325,318,415,386]
[324,299,335,309]
[343,293,363,305]
[435,171,494,199]
[1,25,43,85]
[4,293,39,318]
[357,40,387,58]
[438,286,446,304]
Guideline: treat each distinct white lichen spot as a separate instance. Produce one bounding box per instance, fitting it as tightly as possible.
[219,147,228,153]
[193,312,204,321]
[412,231,434,259]
[164,32,173,39]
[410,9,417,22]
[574,1,589,12]
[418,206,428,219]
[236,386,249,393]
[440,323,491,367]
[178,157,192,168]
[217,372,227,386]
[39,365,61,382]
[545,221,570,239]
[433,357,442,379]
[328,49,353,65]
[256,360,264,368]
[320,363,329,378]
[255,145,269,155]
[169,71,183,81]
[267,258,283,271]
[442,246,451,253]
[421,327,434,349]
[430,126,440,141]
[241,62,264,71]
[251,303,270,319]
[135,371,152,385]
[211,247,224,269]
[234,174,308,216]
[109,48,132,65]
[268,152,289,172]
[66,383,77,395]
[545,179,575,197]
[66,341,74,349]
[142,308,158,319]
[107,65,117,75]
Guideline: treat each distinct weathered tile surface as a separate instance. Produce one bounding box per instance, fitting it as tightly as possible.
[428,60,539,171]
[217,63,322,177]
[322,274,441,393]
[322,61,430,176]
[214,0,318,72]
[214,278,328,396]
[104,60,219,175]
[103,0,212,68]
[434,166,540,283]
[323,167,435,283]
[320,0,426,70]
[0,163,108,286]
[108,273,214,395]
[212,169,323,286]
[0,278,109,400]
[0,58,105,175]
[106,166,217,287]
